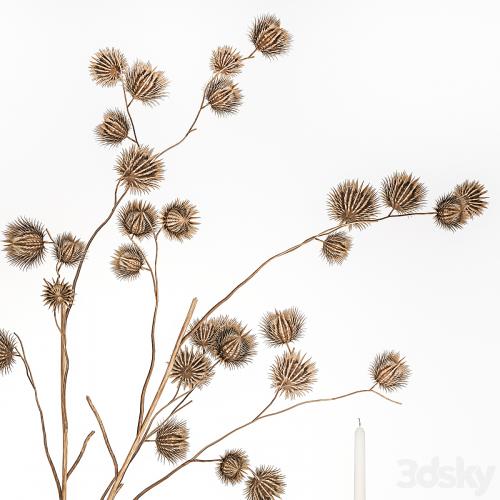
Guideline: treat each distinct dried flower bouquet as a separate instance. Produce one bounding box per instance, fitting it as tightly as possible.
[0,14,488,500]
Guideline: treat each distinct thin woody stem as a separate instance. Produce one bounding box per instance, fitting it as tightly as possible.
[60,307,69,500]
[68,431,95,477]
[122,82,139,144]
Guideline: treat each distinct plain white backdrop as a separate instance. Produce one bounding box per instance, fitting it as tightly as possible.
[0,1,498,499]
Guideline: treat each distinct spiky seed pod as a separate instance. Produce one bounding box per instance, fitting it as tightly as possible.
[115,145,164,193]
[271,349,317,399]
[434,193,468,231]
[3,217,46,269]
[250,14,291,58]
[214,319,256,369]
[210,46,244,76]
[42,278,74,311]
[217,449,250,485]
[89,48,127,87]
[370,351,411,392]
[327,180,380,229]
[95,109,130,146]
[454,180,488,219]
[244,466,286,500]
[111,243,144,280]
[52,233,85,267]
[260,308,305,347]
[160,199,199,241]
[0,330,16,375]
[118,200,158,239]
[205,76,242,115]
[381,171,427,214]
[155,418,189,464]
[171,347,214,390]
[321,231,352,265]
[125,61,168,105]
[189,316,224,352]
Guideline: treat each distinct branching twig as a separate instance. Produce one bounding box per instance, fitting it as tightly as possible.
[68,431,95,477]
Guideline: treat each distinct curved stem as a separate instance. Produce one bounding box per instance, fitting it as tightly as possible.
[68,431,95,477]
[60,307,69,500]
[122,82,139,144]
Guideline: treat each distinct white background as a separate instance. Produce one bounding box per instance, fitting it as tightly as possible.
[0,1,498,499]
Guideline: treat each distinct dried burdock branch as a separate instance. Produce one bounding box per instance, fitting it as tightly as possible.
[52,233,85,267]
[205,76,243,115]
[89,48,127,87]
[160,199,199,241]
[125,61,169,106]
[115,145,165,193]
[0,329,16,374]
[214,318,257,369]
[210,46,244,76]
[433,193,468,231]
[250,14,291,58]
[370,351,411,392]
[270,349,317,399]
[454,180,488,218]
[111,243,145,280]
[327,180,380,229]
[244,465,286,500]
[118,200,158,239]
[217,449,250,485]
[42,278,74,311]
[321,231,352,265]
[381,171,427,214]
[171,347,214,390]
[260,307,305,347]
[3,217,46,269]
[96,109,130,146]
[155,418,189,464]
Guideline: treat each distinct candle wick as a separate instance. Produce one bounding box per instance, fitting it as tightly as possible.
[358,418,361,427]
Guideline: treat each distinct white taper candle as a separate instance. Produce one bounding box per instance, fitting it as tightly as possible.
[354,419,366,500]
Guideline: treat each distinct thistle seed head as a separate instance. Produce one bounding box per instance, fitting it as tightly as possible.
[370,351,410,392]
[260,307,305,347]
[0,330,16,375]
[250,14,291,58]
[217,449,250,485]
[3,217,46,269]
[214,318,256,369]
[327,180,380,228]
[270,349,317,399]
[95,109,130,146]
[89,48,127,87]
[118,200,158,239]
[111,243,144,280]
[205,76,242,115]
[321,231,352,265]
[434,193,468,231]
[160,199,199,241]
[244,465,286,500]
[454,180,488,219]
[53,233,85,267]
[188,316,224,352]
[42,278,74,311]
[155,418,189,464]
[125,61,168,105]
[115,145,164,193]
[171,347,214,390]
[381,171,427,214]
[210,46,244,76]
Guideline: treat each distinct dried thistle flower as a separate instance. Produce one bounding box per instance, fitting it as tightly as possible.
[171,347,214,390]
[160,199,199,241]
[3,217,46,269]
[111,243,144,280]
[53,233,85,267]
[381,171,427,214]
[125,61,168,105]
[321,231,352,265]
[250,14,291,58]
[260,308,305,347]
[210,46,243,76]
[0,330,16,375]
[434,193,468,231]
[271,349,317,399]
[115,145,164,193]
[205,76,242,115]
[189,316,224,352]
[217,449,250,485]
[155,418,189,464]
[95,109,130,146]
[244,465,286,500]
[214,318,256,369]
[42,278,74,311]
[370,351,410,392]
[118,200,158,239]
[454,180,488,219]
[327,180,379,228]
[89,48,127,87]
